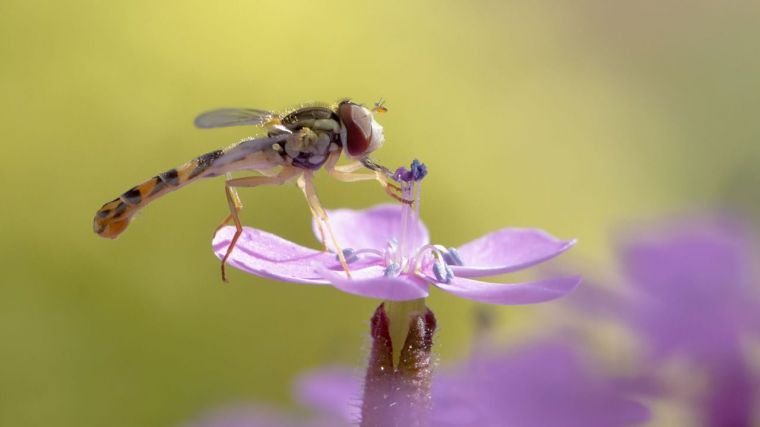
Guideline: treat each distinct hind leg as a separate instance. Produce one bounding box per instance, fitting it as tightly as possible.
[219,167,301,282]
[212,173,244,237]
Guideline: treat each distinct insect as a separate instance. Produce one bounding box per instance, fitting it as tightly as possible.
[93,99,404,281]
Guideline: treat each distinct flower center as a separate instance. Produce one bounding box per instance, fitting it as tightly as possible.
[334,160,464,283]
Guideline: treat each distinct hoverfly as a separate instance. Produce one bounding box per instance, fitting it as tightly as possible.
[93,99,403,281]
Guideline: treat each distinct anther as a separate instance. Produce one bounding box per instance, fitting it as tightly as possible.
[337,248,358,264]
[384,262,402,278]
[392,159,428,183]
[432,259,454,284]
[410,159,428,181]
[442,247,464,266]
[392,166,411,183]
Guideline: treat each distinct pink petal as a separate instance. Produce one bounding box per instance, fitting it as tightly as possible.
[313,204,429,252]
[213,226,334,285]
[320,265,430,301]
[452,228,576,277]
[434,275,582,305]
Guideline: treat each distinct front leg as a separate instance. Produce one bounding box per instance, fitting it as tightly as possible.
[323,152,410,204]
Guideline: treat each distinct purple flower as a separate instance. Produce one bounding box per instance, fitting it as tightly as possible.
[294,367,361,424]
[616,215,760,426]
[430,340,650,427]
[212,203,579,304]
[619,215,760,363]
[567,214,760,426]
[701,354,757,427]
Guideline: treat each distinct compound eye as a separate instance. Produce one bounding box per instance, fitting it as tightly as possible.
[339,103,373,158]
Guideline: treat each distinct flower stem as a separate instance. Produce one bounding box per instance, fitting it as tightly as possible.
[361,302,437,427]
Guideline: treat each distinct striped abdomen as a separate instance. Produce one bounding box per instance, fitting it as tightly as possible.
[93,149,224,239]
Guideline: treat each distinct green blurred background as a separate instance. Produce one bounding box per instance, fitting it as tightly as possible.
[2,1,759,425]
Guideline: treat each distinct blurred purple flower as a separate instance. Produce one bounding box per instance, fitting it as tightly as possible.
[431,340,650,427]
[619,215,760,363]
[213,204,580,303]
[294,366,361,424]
[615,215,760,426]
[565,215,760,426]
[702,353,757,427]
[185,339,649,427]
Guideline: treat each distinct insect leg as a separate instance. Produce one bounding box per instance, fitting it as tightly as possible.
[331,160,406,193]
[332,161,364,173]
[212,173,244,237]
[219,167,301,282]
[324,152,410,204]
[299,170,352,278]
[296,175,329,252]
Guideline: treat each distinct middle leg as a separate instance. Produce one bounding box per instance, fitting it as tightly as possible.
[299,170,352,278]
[296,174,328,252]
[218,166,301,282]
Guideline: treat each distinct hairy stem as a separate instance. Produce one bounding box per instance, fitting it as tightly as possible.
[360,302,437,427]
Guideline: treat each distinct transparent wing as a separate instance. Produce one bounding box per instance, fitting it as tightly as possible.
[194,108,276,129]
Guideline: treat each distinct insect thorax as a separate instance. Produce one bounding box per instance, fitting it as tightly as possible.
[270,107,342,170]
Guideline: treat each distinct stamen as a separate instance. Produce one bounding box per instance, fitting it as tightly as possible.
[392,167,410,183]
[398,181,411,261]
[412,244,442,272]
[386,239,398,254]
[337,248,384,264]
[410,159,428,181]
[355,248,384,259]
[442,247,464,266]
[384,262,402,278]
[338,248,358,264]
[387,159,429,274]
[410,180,421,255]
[432,259,454,284]
[415,178,422,224]
[392,159,428,183]
[411,244,457,284]
[385,238,398,266]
